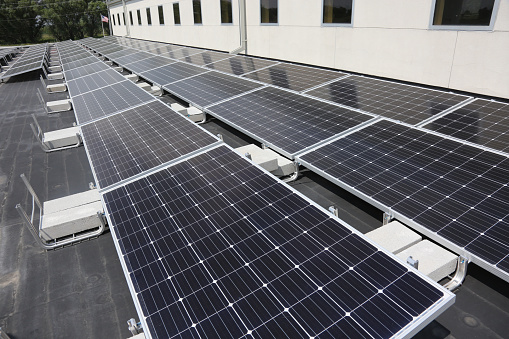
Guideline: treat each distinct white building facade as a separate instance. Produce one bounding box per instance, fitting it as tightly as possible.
[107,0,509,100]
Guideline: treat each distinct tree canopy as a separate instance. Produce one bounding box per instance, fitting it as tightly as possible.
[0,0,109,44]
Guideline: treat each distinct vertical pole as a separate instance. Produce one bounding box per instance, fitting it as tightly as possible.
[102,20,105,37]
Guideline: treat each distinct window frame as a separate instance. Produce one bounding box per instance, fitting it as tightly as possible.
[260,0,278,26]
[122,13,126,25]
[112,14,116,26]
[146,7,152,25]
[117,13,121,26]
[137,9,142,25]
[429,0,501,31]
[220,0,233,25]
[321,0,355,27]
[129,10,133,26]
[173,2,181,25]
[193,0,203,25]
[158,5,165,25]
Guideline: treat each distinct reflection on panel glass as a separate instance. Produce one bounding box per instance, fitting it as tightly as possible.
[323,0,353,24]
[433,0,495,26]
[205,56,277,76]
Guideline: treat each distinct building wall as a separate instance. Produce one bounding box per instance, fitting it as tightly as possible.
[108,0,509,99]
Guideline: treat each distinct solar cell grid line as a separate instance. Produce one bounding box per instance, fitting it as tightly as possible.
[102,144,454,339]
[205,55,279,76]
[164,71,264,109]
[63,61,109,81]
[205,86,374,158]
[296,119,509,281]
[112,51,157,66]
[121,55,176,74]
[80,100,220,190]
[422,99,509,154]
[71,81,156,125]
[139,62,209,87]
[106,48,139,60]
[163,47,204,60]
[241,62,347,92]
[67,68,127,97]
[63,56,101,71]
[305,75,471,125]
[147,44,186,55]
[178,50,233,66]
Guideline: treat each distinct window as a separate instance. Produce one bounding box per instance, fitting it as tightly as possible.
[123,13,126,25]
[193,0,202,24]
[322,0,353,25]
[173,3,181,25]
[137,9,142,25]
[117,13,121,25]
[112,14,116,25]
[261,0,278,24]
[146,8,152,25]
[220,0,233,24]
[129,11,133,26]
[158,5,165,24]
[432,0,497,28]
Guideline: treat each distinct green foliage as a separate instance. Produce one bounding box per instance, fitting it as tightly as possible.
[0,0,109,44]
[0,0,45,44]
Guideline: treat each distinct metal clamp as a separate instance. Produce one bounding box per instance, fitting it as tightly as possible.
[328,206,339,217]
[127,318,143,336]
[382,212,393,225]
[443,256,468,291]
[406,256,419,270]
[283,161,300,183]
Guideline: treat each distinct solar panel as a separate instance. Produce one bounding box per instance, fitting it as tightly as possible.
[67,68,127,97]
[122,55,176,74]
[164,71,264,108]
[103,144,453,339]
[147,44,185,55]
[63,56,100,71]
[139,62,208,86]
[423,99,509,154]
[113,51,155,66]
[206,87,374,158]
[306,76,471,125]
[0,44,47,79]
[162,47,204,60]
[206,55,278,76]
[81,100,219,189]
[61,52,93,64]
[107,49,139,60]
[179,50,232,66]
[63,61,109,81]
[297,119,509,281]
[242,63,346,92]
[72,81,156,125]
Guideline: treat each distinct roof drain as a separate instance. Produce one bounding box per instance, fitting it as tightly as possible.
[230,0,247,55]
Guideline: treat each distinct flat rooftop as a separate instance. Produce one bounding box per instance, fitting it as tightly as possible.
[0,67,508,338]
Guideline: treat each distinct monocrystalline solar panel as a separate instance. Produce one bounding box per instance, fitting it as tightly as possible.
[297,119,509,281]
[103,144,453,339]
[0,43,46,79]
[206,55,278,76]
[164,71,263,108]
[72,81,155,124]
[67,69,127,96]
[178,50,232,66]
[113,51,155,65]
[107,49,139,60]
[63,56,100,71]
[163,47,203,60]
[306,75,471,125]
[139,62,208,86]
[122,55,176,73]
[147,44,185,55]
[242,63,346,92]
[61,52,93,64]
[81,100,219,189]
[206,87,373,157]
[423,99,509,154]
[63,61,109,81]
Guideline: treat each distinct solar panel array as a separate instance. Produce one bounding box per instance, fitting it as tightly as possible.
[297,119,509,281]
[0,44,47,79]
[305,76,471,125]
[140,62,208,86]
[67,68,127,96]
[178,50,232,66]
[206,87,374,157]
[80,100,219,189]
[423,99,509,154]
[103,144,454,339]
[205,55,278,76]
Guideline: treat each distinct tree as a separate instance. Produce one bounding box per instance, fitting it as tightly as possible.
[84,1,107,37]
[0,0,45,44]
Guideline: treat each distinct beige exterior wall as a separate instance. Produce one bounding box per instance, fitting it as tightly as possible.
[109,0,509,99]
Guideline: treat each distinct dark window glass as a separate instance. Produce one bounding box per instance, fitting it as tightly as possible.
[220,0,233,24]
[323,0,353,24]
[158,5,165,25]
[137,9,142,25]
[193,0,202,24]
[129,11,133,25]
[117,13,121,25]
[433,0,495,26]
[261,0,278,24]
[173,3,181,24]
[112,14,116,25]
[123,13,126,25]
[147,8,152,25]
